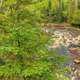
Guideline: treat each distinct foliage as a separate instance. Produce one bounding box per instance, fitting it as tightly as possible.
[30,0,80,25]
[0,0,70,80]
[70,10,80,26]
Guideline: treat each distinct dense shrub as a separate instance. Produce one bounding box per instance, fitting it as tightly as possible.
[70,10,80,26]
[0,0,69,80]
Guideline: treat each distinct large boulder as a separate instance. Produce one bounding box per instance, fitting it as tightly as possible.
[69,48,80,64]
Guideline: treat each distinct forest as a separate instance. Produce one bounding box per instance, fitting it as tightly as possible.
[0,0,80,80]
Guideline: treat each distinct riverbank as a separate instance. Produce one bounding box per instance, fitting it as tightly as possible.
[42,23,80,29]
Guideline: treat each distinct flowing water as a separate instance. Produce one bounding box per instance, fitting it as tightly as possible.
[43,26,80,80]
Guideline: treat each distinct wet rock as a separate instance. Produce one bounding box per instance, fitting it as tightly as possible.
[49,30,80,48]
[70,63,80,80]
[69,48,80,63]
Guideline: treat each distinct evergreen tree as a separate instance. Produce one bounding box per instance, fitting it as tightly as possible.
[0,0,50,79]
[0,0,69,80]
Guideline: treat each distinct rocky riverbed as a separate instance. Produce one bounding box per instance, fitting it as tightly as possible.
[43,26,80,80]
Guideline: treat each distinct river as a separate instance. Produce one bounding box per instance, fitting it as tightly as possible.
[43,26,80,80]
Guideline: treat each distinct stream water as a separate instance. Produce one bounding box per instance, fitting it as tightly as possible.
[43,26,80,80]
